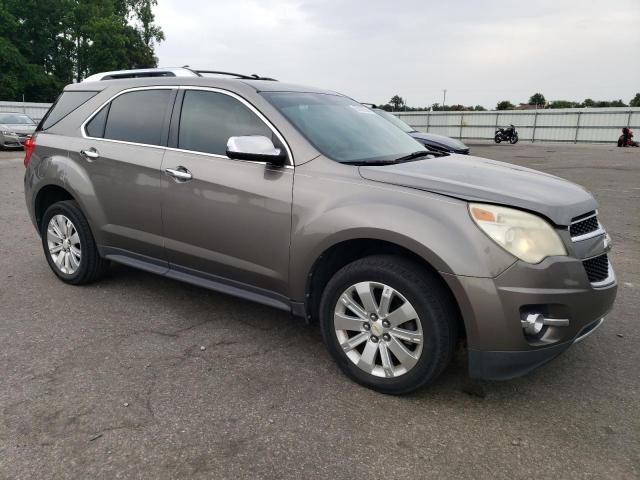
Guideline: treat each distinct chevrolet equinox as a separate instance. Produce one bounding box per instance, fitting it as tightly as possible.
[24,68,617,394]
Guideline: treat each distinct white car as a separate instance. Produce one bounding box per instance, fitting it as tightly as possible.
[0,112,37,149]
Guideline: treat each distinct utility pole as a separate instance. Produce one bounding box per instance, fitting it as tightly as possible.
[442,89,447,108]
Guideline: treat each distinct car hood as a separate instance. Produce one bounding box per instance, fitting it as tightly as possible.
[0,123,36,134]
[359,154,597,225]
[409,132,468,151]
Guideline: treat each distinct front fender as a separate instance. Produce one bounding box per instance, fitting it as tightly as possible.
[288,157,516,300]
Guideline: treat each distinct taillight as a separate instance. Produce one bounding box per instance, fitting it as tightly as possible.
[23,136,35,168]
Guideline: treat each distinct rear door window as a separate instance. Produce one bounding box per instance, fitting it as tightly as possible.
[101,89,173,146]
[178,90,272,156]
[39,91,98,130]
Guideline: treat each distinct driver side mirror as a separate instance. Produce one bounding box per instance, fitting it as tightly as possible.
[226,136,287,166]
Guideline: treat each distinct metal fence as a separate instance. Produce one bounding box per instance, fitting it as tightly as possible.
[395,107,640,143]
[0,101,52,122]
[2,101,638,144]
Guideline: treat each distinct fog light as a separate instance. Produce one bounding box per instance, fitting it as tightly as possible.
[522,313,545,336]
[521,313,570,336]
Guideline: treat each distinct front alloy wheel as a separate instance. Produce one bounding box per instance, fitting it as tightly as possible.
[334,282,423,378]
[320,255,457,394]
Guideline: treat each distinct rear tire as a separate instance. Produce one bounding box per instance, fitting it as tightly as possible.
[41,200,109,285]
[494,134,502,143]
[319,255,458,394]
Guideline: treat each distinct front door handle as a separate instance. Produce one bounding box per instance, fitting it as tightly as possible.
[80,148,100,160]
[164,166,193,182]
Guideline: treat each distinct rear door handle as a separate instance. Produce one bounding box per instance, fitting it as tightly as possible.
[80,148,100,160]
[164,166,193,182]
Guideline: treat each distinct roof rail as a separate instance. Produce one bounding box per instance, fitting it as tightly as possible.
[82,67,199,82]
[82,67,277,82]
[194,70,277,81]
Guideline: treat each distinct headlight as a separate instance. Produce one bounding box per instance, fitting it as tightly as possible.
[1,130,14,135]
[469,203,566,263]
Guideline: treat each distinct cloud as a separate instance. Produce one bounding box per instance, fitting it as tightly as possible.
[155,0,640,108]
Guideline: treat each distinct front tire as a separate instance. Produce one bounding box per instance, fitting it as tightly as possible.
[319,255,458,394]
[41,200,109,285]
[509,134,519,144]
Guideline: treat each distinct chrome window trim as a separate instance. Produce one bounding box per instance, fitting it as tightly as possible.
[80,85,178,150]
[80,85,294,167]
[177,86,293,165]
[162,145,294,169]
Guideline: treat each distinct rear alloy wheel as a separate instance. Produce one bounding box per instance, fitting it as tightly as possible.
[320,255,457,394]
[41,200,109,285]
[46,214,82,275]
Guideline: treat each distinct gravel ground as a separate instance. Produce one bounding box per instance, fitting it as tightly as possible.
[0,142,638,479]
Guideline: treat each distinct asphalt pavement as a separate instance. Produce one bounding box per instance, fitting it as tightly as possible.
[0,142,638,479]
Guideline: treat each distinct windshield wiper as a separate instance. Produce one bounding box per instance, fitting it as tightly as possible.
[342,150,449,166]
[393,150,448,163]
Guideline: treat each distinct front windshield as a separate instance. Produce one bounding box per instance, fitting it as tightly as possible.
[373,109,415,133]
[0,113,35,125]
[262,92,425,163]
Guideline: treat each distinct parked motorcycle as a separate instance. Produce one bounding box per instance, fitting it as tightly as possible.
[494,124,519,144]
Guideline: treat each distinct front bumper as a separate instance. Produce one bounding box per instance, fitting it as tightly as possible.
[468,317,604,380]
[443,254,617,381]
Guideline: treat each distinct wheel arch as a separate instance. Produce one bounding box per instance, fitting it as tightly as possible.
[28,150,105,239]
[34,184,76,230]
[302,236,466,339]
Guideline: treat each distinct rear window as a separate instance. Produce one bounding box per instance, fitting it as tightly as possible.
[39,91,98,130]
[0,113,35,125]
[101,90,172,146]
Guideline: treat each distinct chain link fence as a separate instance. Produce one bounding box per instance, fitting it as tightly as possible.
[395,107,640,143]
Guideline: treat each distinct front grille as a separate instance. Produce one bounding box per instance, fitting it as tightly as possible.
[570,212,599,239]
[583,254,609,283]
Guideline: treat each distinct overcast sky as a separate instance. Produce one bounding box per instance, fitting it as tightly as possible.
[155,0,640,109]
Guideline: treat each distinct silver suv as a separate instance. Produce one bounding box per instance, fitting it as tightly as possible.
[24,68,617,394]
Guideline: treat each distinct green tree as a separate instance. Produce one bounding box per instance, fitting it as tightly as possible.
[529,93,546,106]
[0,0,164,100]
[548,100,580,109]
[473,105,487,111]
[496,100,514,110]
[389,95,404,110]
[583,98,596,108]
[630,93,640,107]
[0,38,25,100]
